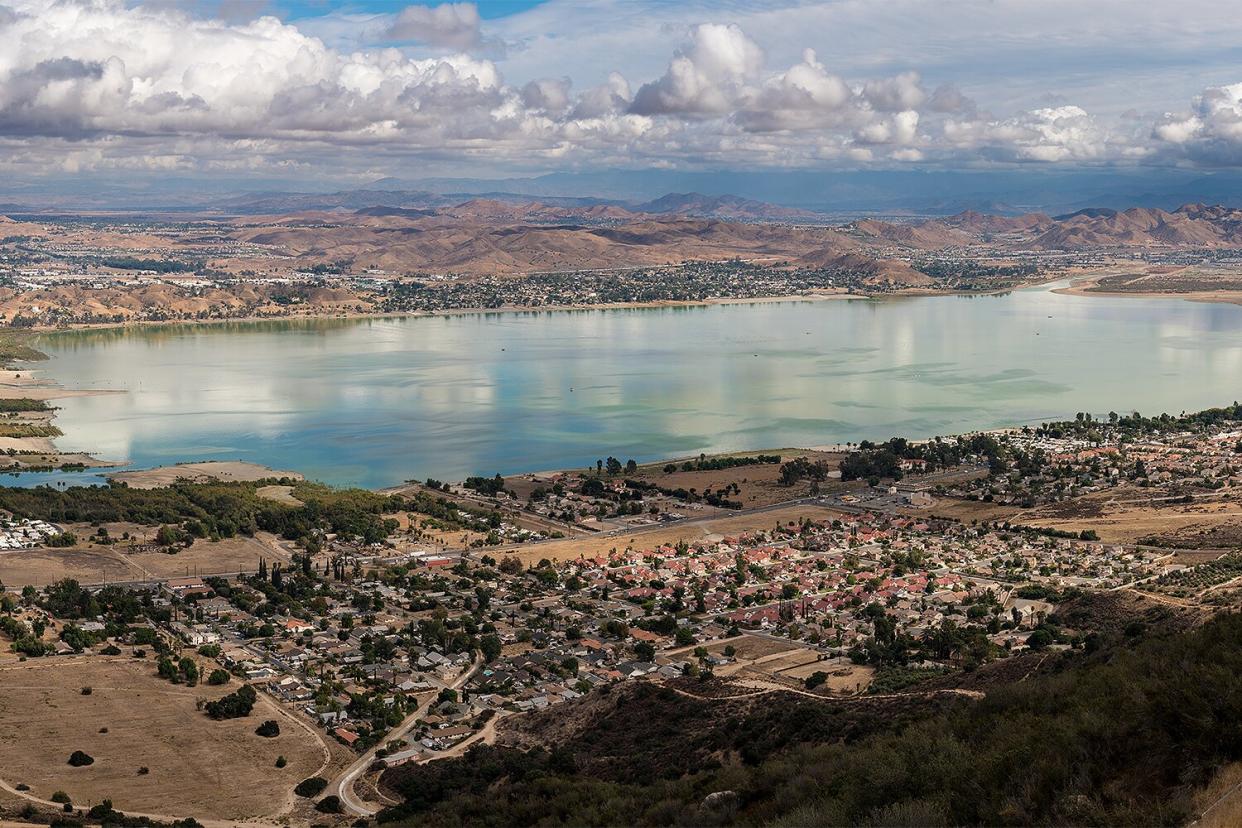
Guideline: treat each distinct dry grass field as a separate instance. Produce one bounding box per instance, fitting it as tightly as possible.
[627,450,845,508]
[1015,490,1242,546]
[0,532,293,588]
[507,503,844,563]
[0,658,327,821]
[107,461,302,489]
[0,547,141,588]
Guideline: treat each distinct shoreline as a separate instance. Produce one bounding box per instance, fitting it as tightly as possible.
[6,273,1236,490]
[0,363,121,471]
[23,280,1058,338]
[1052,274,1242,306]
[12,272,1208,340]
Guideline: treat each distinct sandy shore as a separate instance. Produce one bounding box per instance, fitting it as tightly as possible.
[1053,274,1242,306]
[0,367,122,401]
[0,365,120,467]
[108,460,305,488]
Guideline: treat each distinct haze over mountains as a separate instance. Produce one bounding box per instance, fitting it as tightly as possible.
[10,168,1242,217]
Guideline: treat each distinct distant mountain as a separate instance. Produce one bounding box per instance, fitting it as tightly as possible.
[215,189,449,214]
[635,192,823,221]
[437,198,638,224]
[231,212,864,276]
[355,206,437,219]
[840,204,1242,251]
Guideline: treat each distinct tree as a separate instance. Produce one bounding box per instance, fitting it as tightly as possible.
[480,633,502,662]
[255,720,280,737]
[207,668,230,685]
[178,656,199,686]
[315,795,343,814]
[67,750,94,767]
[1026,628,1054,651]
[634,641,655,662]
[205,684,257,719]
[294,777,328,798]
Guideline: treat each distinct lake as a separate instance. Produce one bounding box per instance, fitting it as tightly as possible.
[26,286,1242,489]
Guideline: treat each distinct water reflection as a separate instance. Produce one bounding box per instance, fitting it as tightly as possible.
[26,288,1242,488]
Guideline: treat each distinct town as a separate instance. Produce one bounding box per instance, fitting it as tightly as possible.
[3,403,1242,819]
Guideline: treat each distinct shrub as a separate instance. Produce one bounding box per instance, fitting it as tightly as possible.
[66,750,94,766]
[315,795,343,813]
[275,755,287,768]
[51,791,71,804]
[294,776,328,798]
[80,686,92,695]
[255,720,280,738]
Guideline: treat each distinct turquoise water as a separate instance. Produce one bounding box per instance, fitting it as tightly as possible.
[26,287,1242,489]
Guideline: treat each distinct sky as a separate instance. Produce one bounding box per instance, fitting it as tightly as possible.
[4,0,1242,192]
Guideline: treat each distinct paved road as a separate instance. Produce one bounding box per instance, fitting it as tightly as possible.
[330,656,482,817]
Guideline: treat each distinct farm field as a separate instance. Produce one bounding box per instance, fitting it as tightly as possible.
[0,658,327,821]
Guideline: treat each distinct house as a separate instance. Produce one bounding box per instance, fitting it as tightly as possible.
[334,727,360,747]
[163,577,212,600]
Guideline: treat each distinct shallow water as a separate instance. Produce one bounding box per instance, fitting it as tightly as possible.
[26,287,1242,488]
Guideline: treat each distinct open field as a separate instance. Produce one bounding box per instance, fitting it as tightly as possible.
[108,461,303,488]
[0,658,326,821]
[0,532,292,587]
[256,484,302,506]
[1017,489,1242,546]
[625,450,844,508]
[0,547,142,587]
[1055,266,1242,307]
[505,503,845,563]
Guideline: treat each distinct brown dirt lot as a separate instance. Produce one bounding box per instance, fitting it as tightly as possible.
[0,658,326,821]
[506,504,845,563]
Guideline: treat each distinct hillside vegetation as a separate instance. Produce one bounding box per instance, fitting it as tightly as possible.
[379,611,1242,826]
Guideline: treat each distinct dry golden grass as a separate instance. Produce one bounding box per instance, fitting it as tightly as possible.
[108,461,302,489]
[508,504,843,563]
[0,547,142,588]
[0,532,293,588]
[1191,761,1242,828]
[0,658,326,821]
[1021,499,1242,545]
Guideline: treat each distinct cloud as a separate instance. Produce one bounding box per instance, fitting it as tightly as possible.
[0,0,1231,178]
[1152,83,1242,164]
[521,77,572,113]
[384,3,481,50]
[944,105,1107,162]
[630,23,764,115]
